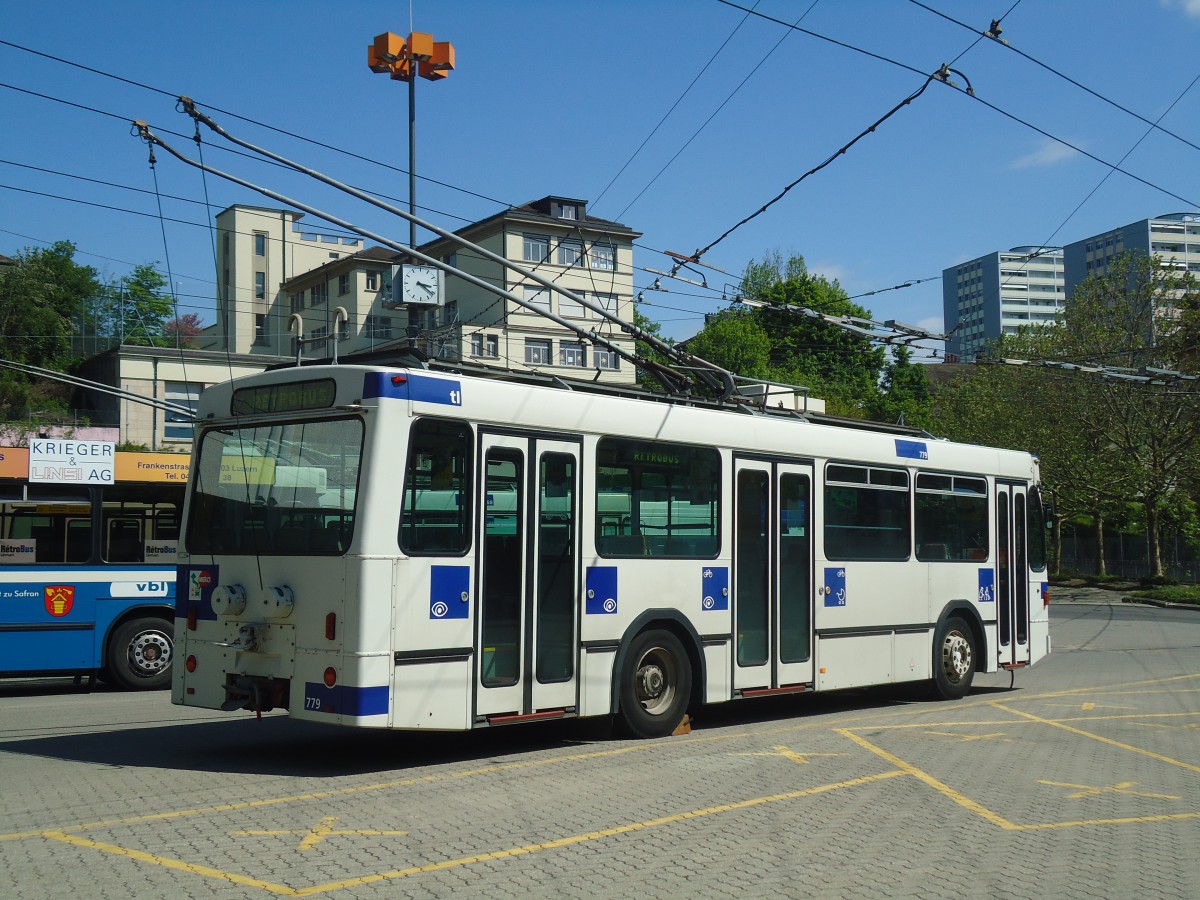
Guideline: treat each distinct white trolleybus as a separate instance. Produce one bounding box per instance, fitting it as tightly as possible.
[173,363,1050,738]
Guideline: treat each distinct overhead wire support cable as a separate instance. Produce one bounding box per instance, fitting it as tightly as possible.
[172,99,734,397]
[131,120,706,397]
[906,0,1200,157]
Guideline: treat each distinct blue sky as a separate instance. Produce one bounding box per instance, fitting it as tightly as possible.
[3,0,1200,347]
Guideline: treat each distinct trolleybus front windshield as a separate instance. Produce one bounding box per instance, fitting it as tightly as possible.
[186,418,362,556]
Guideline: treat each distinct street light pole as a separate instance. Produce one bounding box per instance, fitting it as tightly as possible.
[368,31,456,254]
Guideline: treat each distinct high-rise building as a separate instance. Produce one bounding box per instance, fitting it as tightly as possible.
[942,247,1065,361]
[1063,211,1200,290]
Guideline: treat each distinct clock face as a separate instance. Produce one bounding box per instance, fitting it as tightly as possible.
[402,265,441,304]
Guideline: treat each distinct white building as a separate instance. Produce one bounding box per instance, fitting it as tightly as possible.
[209,198,641,384]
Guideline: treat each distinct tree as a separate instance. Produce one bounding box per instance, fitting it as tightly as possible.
[0,241,102,419]
[683,311,771,379]
[105,263,173,346]
[933,252,1200,578]
[163,312,204,349]
[869,346,932,428]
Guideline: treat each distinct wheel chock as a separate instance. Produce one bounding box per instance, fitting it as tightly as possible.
[672,714,692,736]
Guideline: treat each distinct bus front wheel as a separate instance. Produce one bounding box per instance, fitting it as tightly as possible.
[932,616,975,700]
[107,617,174,691]
[618,629,692,739]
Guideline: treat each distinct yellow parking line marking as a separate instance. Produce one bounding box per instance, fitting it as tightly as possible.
[1047,702,1138,712]
[43,831,300,896]
[230,817,410,851]
[734,745,844,764]
[991,702,1200,773]
[1039,780,1180,801]
[43,770,906,896]
[1,743,660,842]
[923,731,1010,742]
[837,728,1018,830]
[1012,812,1200,831]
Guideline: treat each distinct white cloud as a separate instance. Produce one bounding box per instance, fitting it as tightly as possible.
[1009,138,1080,170]
[1162,0,1200,19]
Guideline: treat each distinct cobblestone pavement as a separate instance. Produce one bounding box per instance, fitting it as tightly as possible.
[2,598,1198,899]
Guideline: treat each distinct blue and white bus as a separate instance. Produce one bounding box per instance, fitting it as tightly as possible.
[0,444,186,689]
[174,364,1049,737]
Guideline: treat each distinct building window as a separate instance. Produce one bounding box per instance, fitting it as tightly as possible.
[254,272,266,300]
[290,291,305,313]
[525,339,551,365]
[559,293,586,318]
[254,313,268,345]
[557,203,577,220]
[590,242,615,270]
[523,234,549,263]
[557,239,583,267]
[559,342,586,367]
[365,314,392,340]
[594,293,619,316]
[445,252,457,268]
[523,286,552,312]
[312,325,329,347]
[254,233,266,256]
[338,273,350,296]
[311,282,328,306]
[366,272,379,291]
[338,319,350,341]
[594,348,619,370]
[164,381,201,441]
[471,333,499,358]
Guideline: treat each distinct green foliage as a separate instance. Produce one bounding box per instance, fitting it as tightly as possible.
[931,251,1200,578]
[0,242,103,418]
[680,251,918,422]
[107,263,173,346]
[684,311,771,378]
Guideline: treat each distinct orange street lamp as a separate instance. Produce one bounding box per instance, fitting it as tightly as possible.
[368,32,456,248]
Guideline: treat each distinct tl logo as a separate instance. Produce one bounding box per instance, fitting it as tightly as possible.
[45,585,75,617]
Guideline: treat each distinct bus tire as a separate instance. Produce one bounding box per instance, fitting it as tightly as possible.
[106,616,174,691]
[932,616,975,700]
[618,629,692,739]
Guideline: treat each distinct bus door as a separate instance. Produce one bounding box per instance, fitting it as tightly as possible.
[995,482,1030,667]
[733,459,814,693]
[475,434,580,722]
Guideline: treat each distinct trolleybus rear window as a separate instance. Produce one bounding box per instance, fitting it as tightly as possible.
[187,418,361,555]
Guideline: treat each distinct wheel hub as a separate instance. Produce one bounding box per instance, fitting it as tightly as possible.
[132,632,172,675]
[637,664,665,699]
[942,632,971,682]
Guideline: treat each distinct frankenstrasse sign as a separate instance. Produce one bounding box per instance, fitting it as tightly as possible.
[28,439,116,484]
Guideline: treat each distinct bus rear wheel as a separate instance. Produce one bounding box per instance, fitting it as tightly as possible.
[932,616,975,700]
[618,629,692,739]
[107,616,174,691]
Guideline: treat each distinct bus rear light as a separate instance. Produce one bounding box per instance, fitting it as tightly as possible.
[391,374,407,385]
[1043,584,1051,606]
[186,655,197,673]
[187,607,197,631]
[325,613,337,640]
[323,667,337,687]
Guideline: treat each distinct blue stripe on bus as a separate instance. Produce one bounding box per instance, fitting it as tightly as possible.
[895,439,929,460]
[303,683,389,716]
[362,371,463,406]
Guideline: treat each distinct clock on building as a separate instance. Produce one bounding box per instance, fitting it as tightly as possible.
[400,264,444,306]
